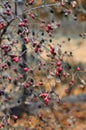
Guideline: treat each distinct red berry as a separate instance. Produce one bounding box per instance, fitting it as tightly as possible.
[44,97,49,105]
[58,67,63,73]
[77,67,80,71]
[61,2,65,6]
[39,81,43,86]
[47,24,52,30]
[23,19,28,23]
[46,27,49,33]
[69,81,73,86]
[40,93,48,97]
[24,67,28,72]
[48,32,52,37]
[19,75,23,79]
[56,71,59,76]
[71,79,75,83]
[63,73,67,77]
[0,124,3,128]
[12,57,19,62]
[34,47,38,53]
[18,22,24,27]
[13,115,18,120]
[24,37,30,43]
[8,77,12,81]
[29,13,35,19]
[65,88,69,93]
[0,23,4,30]
[56,61,61,66]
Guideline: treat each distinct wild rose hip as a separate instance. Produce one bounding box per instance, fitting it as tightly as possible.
[13,115,18,120]
[50,46,55,54]
[34,47,39,53]
[0,22,5,30]
[27,0,34,5]
[40,93,48,98]
[56,71,59,76]
[24,67,28,72]
[69,81,73,86]
[18,22,24,27]
[29,13,35,19]
[12,57,19,62]
[44,97,49,105]
[47,24,52,30]
[77,67,80,71]
[23,19,28,24]
[48,32,52,37]
[65,88,69,93]
[19,75,23,79]
[71,78,75,83]
[61,2,65,7]
[0,124,3,128]
[46,27,50,33]
[56,61,61,67]
[39,80,43,86]
[24,37,30,43]
[8,77,12,81]
[58,67,63,73]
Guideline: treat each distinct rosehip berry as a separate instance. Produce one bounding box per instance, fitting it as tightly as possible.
[77,67,80,71]
[56,71,59,76]
[18,22,24,27]
[13,115,18,120]
[48,32,52,37]
[34,47,38,53]
[0,124,3,128]
[40,93,48,97]
[24,67,28,72]
[0,23,5,30]
[27,0,34,5]
[69,81,73,86]
[8,77,12,81]
[58,67,63,73]
[46,27,49,33]
[71,79,75,83]
[47,24,52,30]
[23,19,28,23]
[19,75,23,79]
[56,61,61,67]
[39,81,43,86]
[61,2,65,6]
[29,13,35,19]
[24,37,30,43]
[44,97,49,105]
[12,57,19,62]
[65,88,69,93]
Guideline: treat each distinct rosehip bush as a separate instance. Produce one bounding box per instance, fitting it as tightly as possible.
[0,0,86,129]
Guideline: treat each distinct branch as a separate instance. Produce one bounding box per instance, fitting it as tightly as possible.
[23,2,60,14]
[29,2,60,11]
[62,93,86,103]
[0,13,7,22]
[14,1,17,16]
[42,0,46,5]
[78,3,86,15]
[1,92,86,118]
[0,18,14,41]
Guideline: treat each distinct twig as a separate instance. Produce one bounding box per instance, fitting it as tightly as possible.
[0,18,14,41]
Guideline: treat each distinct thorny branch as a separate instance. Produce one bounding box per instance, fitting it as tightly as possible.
[0,1,86,129]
